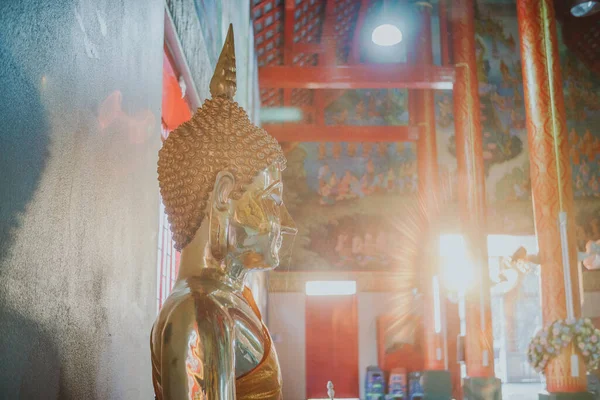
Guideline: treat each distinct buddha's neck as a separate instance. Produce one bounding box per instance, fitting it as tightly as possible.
[176,236,247,291]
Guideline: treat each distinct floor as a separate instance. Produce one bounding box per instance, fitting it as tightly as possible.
[502,383,544,400]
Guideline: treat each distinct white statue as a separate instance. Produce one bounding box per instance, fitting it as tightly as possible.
[327,381,335,400]
[511,242,600,271]
[583,240,600,270]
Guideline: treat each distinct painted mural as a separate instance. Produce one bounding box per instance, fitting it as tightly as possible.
[282,142,420,271]
[281,7,600,272]
[438,12,529,200]
[325,89,409,126]
[564,57,600,199]
[466,11,600,250]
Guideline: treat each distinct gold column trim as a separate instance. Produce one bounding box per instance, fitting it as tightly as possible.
[540,1,565,212]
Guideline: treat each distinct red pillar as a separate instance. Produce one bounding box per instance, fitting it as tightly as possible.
[451,0,496,381]
[517,0,588,393]
[414,1,445,373]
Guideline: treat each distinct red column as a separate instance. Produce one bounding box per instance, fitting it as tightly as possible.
[516,0,587,393]
[415,1,444,372]
[451,0,495,379]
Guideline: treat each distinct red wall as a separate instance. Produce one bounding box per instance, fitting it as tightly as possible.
[305,295,359,398]
[162,49,192,131]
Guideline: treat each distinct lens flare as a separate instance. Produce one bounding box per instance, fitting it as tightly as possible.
[439,234,476,293]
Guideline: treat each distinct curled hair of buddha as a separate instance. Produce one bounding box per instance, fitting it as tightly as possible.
[157,24,286,250]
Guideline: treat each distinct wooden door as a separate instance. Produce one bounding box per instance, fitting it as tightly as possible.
[305,294,359,398]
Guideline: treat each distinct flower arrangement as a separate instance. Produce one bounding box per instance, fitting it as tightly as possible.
[528,318,600,373]
[574,318,600,371]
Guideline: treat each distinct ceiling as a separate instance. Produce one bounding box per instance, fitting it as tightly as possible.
[554,1,600,75]
[250,0,455,143]
[251,0,365,110]
[250,0,600,141]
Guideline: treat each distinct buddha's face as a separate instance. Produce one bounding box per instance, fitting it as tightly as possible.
[225,164,297,270]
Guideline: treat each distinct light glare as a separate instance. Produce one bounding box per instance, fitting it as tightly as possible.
[486,234,537,257]
[305,281,357,296]
[260,107,303,123]
[433,275,442,334]
[439,234,475,293]
[371,24,403,47]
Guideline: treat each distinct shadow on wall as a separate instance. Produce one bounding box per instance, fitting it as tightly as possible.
[0,27,50,267]
[0,0,163,396]
[0,13,62,400]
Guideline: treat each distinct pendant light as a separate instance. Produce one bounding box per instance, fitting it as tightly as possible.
[570,0,600,17]
[371,0,403,46]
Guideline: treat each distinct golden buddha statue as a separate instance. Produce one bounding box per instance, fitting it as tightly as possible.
[150,25,296,400]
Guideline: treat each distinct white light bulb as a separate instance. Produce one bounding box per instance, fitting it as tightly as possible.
[371,24,403,47]
[571,1,600,17]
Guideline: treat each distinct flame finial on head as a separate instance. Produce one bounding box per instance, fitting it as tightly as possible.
[210,24,236,99]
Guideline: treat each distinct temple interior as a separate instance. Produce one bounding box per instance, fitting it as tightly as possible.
[1,0,600,399]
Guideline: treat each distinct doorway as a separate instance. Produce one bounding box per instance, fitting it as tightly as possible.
[305,287,360,399]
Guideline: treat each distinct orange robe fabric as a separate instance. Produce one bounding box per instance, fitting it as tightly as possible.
[236,287,283,400]
[151,287,282,399]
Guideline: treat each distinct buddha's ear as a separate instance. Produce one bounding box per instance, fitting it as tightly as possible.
[213,171,235,211]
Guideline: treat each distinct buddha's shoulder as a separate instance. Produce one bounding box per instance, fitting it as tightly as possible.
[152,291,221,345]
[158,290,213,319]
[156,284,242,326]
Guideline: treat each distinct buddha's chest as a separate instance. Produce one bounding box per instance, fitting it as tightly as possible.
[229,301,268,377]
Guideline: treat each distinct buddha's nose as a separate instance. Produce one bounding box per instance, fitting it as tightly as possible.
[280,204,297,235]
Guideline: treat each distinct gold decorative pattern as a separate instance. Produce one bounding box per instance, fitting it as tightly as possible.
[158,25,286,250]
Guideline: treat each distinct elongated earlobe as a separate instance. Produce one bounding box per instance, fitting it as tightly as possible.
[209,171,235,261]
[213,171,235,211]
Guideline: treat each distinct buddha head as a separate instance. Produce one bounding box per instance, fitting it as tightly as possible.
[157,25,296,272]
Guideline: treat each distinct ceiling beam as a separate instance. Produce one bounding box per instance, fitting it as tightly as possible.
[284,0,295,65]
[259,64,455,90]
[292,43,325,54]
[322,0,338,66]
[311,0,338,124]
[283,0,295,106]
[264,124,420,142]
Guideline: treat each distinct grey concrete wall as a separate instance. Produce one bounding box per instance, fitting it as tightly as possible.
[0,0,163,398]
[165,0,257,112]
[166,0,216,101]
